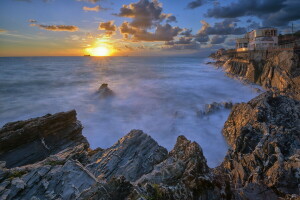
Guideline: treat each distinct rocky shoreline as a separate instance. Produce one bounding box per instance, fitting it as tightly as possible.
[0,91,299,200]
[209,49,300,101]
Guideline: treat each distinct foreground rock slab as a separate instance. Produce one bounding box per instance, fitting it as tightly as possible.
[0,110,89,168]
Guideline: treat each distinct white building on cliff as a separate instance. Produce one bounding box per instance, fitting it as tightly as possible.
[236,27,278,51]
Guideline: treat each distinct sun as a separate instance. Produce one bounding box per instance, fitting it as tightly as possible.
[91,46,110,56]
[86,46,111,56]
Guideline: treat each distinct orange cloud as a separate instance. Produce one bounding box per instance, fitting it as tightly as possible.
[83,5,100,12]
[0,29,7,33]
[30,24,79,32]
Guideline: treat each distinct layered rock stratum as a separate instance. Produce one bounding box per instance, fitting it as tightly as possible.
[0,92,299,200]
[210,50,300,101]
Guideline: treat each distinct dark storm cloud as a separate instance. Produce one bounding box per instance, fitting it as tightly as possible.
[116,0,176,28]
[210,35,227,44]
[30,24,79,32]
[205,0,299,26]
[120,22,182,41]
[187,0,204,9]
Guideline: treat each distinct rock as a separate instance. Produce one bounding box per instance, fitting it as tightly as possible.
[0,159,97,200]
[217,50,300,100]
[87,130,168,182]
[222,92,300,198]
[97,83,114,97]
[1,92,299,200]
[0,110,89,168]
[136,136,222,200]
[78,176,133,200]
[197,101,233,116]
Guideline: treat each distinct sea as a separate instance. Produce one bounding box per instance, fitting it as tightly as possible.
[0,56,261,167]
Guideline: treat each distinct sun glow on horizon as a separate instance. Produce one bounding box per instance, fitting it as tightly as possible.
[86,46,111,56]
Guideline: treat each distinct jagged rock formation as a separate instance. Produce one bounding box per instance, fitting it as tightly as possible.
[221,92,300,199]
[135,135,222,200]
[87,130,168,182]
[211,50,300,100]
[0,92,299,200]
[0,110,88,168]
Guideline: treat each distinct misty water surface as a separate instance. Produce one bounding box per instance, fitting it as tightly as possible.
[0,56,261,167]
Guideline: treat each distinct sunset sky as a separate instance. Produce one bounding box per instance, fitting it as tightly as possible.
[0,0,299,56]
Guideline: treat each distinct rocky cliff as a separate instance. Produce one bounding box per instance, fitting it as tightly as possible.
[0,92,299,200]
[211,50,300,101]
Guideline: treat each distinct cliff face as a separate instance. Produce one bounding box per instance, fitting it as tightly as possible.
[0,92,299,200]
[213,50,300,100]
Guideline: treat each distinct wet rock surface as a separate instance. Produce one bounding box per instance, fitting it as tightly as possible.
[0,92,299,199]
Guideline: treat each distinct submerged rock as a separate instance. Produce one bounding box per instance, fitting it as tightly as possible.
[197,101,233,117]
[0,110,88,168]
[97,83,114,97]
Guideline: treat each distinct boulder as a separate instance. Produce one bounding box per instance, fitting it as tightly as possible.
[0,110,88,168]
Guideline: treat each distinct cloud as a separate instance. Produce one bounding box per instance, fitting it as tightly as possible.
[198,19,246,35]
[0,29,7,33]
[83,5,101,12]
[165,36,193,45]
[120,22,182,41]
[187,0,204,9]
[262,0,300,26]
[210,35,227,44]
[180,28,193,37]
[165,15,177,23]
[193,19,246,44]
[194,34,209,43]
[205,0,300,26]
[28,19,37,23]
[206,0,286,18]
[30,24,79,32]
[98,21,116,36]
[116,0,176,28]
[77,0,100,3]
